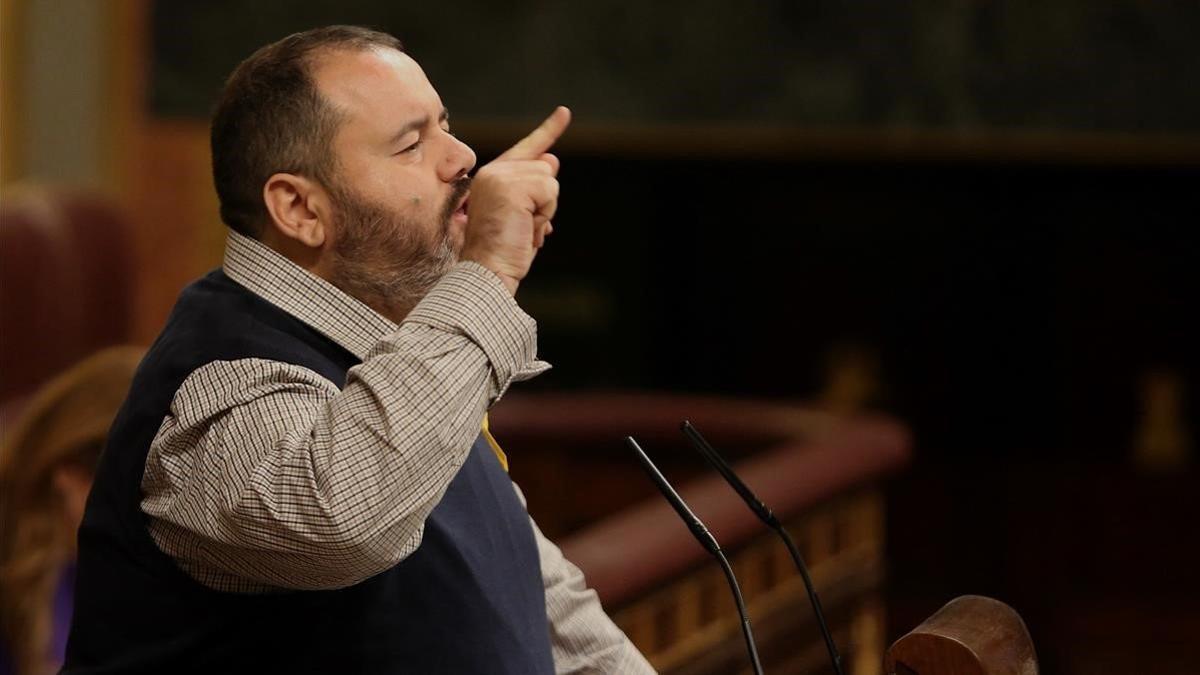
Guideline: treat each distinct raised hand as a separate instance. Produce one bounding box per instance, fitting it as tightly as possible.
[460,106,571,294]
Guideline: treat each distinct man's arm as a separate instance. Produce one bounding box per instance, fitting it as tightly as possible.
[141,263,544,593]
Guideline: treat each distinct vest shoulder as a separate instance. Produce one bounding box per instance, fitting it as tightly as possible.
[149,270,356,382]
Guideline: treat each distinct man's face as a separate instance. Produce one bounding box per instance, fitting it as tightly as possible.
[312,47,477,309]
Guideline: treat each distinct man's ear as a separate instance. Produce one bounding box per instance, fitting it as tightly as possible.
[263,173,330,248]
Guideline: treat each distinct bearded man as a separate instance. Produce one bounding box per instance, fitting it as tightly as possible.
[63,25,653,674]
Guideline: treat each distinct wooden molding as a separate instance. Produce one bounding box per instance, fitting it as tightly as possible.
[455,120,1200,166]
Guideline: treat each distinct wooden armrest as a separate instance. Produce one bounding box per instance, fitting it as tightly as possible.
[885,595,1038,675]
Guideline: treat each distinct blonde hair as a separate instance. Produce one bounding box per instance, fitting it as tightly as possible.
[0,346,143,675]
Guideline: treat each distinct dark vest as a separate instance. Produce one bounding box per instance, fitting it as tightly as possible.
[62,270,554,674]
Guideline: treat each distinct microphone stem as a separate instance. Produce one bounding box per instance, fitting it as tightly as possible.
[713,547,765,675]
[776,525,845,675]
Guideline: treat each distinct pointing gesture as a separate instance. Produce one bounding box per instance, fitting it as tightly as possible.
[498,106,572,163]
[461,107,572,295]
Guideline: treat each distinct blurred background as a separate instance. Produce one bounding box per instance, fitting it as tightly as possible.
[1,1,1197,673]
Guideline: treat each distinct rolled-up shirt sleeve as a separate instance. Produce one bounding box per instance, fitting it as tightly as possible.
[141,262,547,593]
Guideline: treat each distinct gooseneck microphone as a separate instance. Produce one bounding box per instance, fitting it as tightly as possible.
[681,421,846,675]
[624,436,765,675]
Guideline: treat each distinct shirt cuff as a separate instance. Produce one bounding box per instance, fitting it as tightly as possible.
[404,261,551,397]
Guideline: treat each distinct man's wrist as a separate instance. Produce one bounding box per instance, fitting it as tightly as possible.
[402,262,542,394]
[459,255,519,295]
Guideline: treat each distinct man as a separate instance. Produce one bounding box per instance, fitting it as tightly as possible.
[64,26,654,674]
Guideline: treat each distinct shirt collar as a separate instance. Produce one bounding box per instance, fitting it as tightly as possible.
[222,230,398,360]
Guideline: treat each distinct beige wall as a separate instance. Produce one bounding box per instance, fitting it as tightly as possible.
[2,0,220,343]
[3,0,112,190]
[1,0,25,183]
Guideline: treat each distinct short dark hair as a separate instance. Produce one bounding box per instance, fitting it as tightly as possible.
[210,26,403,239]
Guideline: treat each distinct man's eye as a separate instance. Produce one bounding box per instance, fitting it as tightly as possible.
[399,141,421,154]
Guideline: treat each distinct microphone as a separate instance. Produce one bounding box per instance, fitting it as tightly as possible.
[625,436,764,675]
[681,421,846,675]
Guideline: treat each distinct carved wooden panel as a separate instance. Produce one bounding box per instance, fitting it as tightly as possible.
[613,490,887,675]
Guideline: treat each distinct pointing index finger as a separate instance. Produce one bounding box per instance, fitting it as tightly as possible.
[499,106,572,161]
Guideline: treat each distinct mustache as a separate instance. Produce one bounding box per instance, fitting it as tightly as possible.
[441,176,473,224]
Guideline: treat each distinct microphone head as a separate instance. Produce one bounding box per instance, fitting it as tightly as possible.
[626,434,765,674]
[679,421,780,528]
[625,435,722,556]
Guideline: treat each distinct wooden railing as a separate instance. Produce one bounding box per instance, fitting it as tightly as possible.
[491,392,911,674]
[603,491,888,674]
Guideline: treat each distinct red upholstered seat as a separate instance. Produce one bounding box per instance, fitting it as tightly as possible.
[0,188,137,422]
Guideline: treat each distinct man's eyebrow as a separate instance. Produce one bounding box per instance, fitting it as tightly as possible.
[386,108,451,146]
[388,115,429,146]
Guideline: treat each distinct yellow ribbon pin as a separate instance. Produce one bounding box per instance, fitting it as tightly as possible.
[480,413,509,473]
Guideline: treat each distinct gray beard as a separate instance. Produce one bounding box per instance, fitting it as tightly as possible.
[327,183,459,318]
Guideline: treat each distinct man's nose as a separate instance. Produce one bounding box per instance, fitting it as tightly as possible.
[440,134,477,182]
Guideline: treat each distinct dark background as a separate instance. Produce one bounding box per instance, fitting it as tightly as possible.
[152,2,1200,672]
[152,0,1200,132]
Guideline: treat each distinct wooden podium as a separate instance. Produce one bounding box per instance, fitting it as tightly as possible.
[885,595,1038,675]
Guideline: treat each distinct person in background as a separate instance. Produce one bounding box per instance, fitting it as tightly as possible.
[0,347,143,675]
